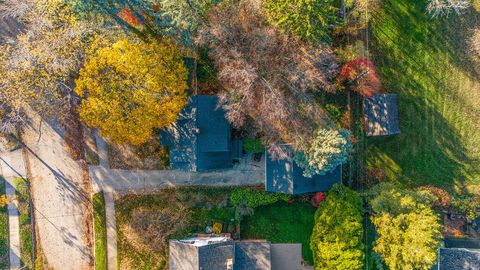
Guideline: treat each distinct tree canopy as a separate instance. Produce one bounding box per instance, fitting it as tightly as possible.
[75,37,188,145]
[0,0,99,132]
[310,184,364,270]
[65,0,216,45]
[369,183,442,270]
[197,0,338,151]
[294,128,351,177]
[263,0,339,43]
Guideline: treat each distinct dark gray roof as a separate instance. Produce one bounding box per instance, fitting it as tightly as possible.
[169,240,234,270]
[265,144,341,195]
[234,241,271,270]
[363,93,401,136]
[439,248,480,270]
[160,95,233,172]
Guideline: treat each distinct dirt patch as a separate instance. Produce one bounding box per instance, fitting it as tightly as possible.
[108,138,169,170]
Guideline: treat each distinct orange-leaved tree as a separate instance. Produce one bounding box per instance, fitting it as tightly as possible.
[75,37,188,145]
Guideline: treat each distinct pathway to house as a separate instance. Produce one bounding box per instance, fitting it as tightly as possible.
[0,148,25,270]
[23,115,91,270]
[91,134,264,270]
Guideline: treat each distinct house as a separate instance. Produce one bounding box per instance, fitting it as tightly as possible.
[363,93,401,136]
[169,235,304,270]
[160,95,237,172]
[437,248,480,270]
[265,144,341,195]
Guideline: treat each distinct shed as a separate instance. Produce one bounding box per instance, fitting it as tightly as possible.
[160,95,233,172]
[363,93,401,136]
[438,248,480,270]
[265,144,341,195]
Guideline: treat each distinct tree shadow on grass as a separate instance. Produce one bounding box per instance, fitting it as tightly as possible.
[367,0,480,194]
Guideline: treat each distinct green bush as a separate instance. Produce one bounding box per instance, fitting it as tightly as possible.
[310,184,364,270]
[230,188,290,208]
[243,138,264,154]
[93,192,107,270]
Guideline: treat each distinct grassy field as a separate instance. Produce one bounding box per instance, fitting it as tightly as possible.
[15,178,33,269]
[0,176,8,269]
[367,0,480,194]
[240,201,316,265]
[93,192,107,270]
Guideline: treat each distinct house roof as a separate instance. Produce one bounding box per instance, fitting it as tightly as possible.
[160,95,232,172]
[439,248,480,270]
[170,237,305,270]
[169,239,234,270]
[234,241,271,270]
[363,93,401,136]
[265,144,341,195]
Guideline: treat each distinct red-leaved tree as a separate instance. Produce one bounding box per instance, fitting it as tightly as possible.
[338,57,383,97]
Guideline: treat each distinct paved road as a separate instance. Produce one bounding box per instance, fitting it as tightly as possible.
[23,116,91,270]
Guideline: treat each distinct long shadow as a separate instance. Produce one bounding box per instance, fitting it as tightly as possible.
[367,0,480,194]
[21,144,92,260]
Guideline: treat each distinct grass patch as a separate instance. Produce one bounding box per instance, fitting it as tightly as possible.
[15,178,33,269]
[116,187,236,270]
[0,176,8,269]
[93,192,107,270]
[240,201,316,265]
[368,0,480,193]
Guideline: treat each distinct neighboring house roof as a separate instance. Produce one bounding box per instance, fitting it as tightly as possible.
[234,241,271,270]
[169,237,234,270]
[169,237,305,270]
[160,95,232,172]
[265,144,341,195]
[438,248,480,270]
[363,93,401,136]
[271,244,303,270]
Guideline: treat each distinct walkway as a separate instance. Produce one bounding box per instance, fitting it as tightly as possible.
[0,149,25,270]
[91,134,264,270]
[23,115,91,270]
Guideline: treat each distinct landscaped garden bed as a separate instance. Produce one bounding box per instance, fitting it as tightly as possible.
[108,137,170,170]
[0,176,8,269]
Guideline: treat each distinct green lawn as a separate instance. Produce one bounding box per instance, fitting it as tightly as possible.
[0,176,8,269]
[240,201,316,265]
[367,0,480,193]
[93,192,107,270]
[15,178,33,269]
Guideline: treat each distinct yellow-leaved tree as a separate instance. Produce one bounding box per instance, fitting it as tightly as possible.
[75,38,188,145]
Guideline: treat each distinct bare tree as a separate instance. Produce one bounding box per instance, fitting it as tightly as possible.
[426,0,470,17]
[197,0,338,150]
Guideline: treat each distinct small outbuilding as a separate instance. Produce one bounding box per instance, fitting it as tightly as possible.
[160,95,234,172]
[265,144,341,195]
[363,93,401,136]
